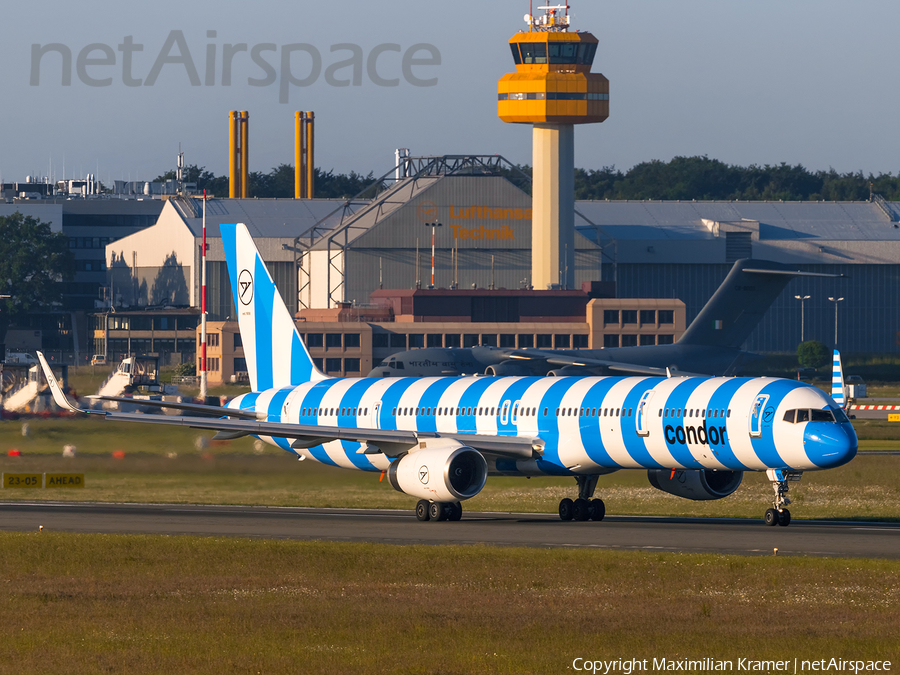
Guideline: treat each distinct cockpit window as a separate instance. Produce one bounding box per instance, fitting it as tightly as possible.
[783,408,843,424]
[832,407,850,423]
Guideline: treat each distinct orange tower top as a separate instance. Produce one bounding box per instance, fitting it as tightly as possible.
[498,4,609,125]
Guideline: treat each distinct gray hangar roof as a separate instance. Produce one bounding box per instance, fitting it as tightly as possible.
[172,197,350,239]
[575,200,899,242]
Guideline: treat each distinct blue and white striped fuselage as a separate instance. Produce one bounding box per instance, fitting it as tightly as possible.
[229,374,857,476]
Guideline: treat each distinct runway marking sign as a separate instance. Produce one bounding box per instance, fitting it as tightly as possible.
[3,473,43,489]
[2,473,85,488]
[46,473,85,488]
[889,414,900,422]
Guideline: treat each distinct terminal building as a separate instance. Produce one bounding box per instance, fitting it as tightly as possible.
[99,156,900,383]
[1,198,166,362]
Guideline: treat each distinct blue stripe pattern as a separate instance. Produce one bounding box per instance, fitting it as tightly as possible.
[832,350,845,406]
[239,372,855,477]
[253,254,275,392]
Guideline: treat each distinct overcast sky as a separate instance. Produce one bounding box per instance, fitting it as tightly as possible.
[2,0,898,184]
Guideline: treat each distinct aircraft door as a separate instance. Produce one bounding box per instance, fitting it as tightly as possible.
[749,394,769,438]
[371,401,382,430]
[636,391,654,437]
[511,400,522,426]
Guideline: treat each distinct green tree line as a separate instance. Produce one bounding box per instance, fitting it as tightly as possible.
[571,156,900,202]
[157,156,900,202]
[155,164,379,200]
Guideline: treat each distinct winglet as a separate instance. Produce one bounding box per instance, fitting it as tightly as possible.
[831,350,846,409]
[36,351,97,415]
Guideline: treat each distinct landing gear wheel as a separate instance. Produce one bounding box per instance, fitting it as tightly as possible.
[764,508,780,526]
[573,498,591,521]
[429,501,447,522]
[448,502,463,521]
[558,498,574,521]
[777,509,791,527]
[590,498,606,522]
[415,500,430,522]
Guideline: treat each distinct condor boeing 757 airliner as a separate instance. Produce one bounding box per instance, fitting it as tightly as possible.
[38,223,857,526]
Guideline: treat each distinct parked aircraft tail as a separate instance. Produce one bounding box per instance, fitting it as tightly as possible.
[678,259,843,350]
[220,222,327,391]
[831,350,846,408]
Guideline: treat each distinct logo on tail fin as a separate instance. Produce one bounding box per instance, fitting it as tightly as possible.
[221,222,328,392]
[238,270,253,305]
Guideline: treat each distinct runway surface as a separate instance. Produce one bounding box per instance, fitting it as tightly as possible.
[1,501,898,558]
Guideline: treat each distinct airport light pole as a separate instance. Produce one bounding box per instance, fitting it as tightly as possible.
[795,295,811,343]
[828,296,844,346]
[425,221,442,289]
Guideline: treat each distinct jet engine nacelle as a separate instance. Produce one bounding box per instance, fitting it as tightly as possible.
[484,361,533,377]
[647,469,743,501]
[547,366,590,377]
[388,442,488,502]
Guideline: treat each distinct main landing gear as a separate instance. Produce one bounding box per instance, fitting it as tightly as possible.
[415,499,462,522]
[559,475,605,522]
[764,469,802,527]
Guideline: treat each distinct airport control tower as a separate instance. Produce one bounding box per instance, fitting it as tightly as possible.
[499,4,608,289]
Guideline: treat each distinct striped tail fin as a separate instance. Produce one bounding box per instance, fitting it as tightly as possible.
[831,350,845,408]
[220,222,327,392]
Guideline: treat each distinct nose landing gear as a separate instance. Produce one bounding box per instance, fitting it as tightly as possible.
[764,469,802,526]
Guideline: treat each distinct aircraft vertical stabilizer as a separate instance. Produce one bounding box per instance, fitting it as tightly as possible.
[831,349,845,408]
[678,260,844,350]
[220,222,326,391]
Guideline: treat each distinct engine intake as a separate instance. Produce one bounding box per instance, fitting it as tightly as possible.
[547,366,591,377]
[485,361,532,377]
[388,443,488,502]
[647,469,743,501]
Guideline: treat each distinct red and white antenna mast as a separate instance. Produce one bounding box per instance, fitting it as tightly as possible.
[199,190,209,400]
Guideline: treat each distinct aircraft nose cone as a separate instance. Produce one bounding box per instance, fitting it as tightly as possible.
[804,423,858,469]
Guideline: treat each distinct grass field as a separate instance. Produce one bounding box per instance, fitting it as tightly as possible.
[2,379,897,674]
[1,418,898,521]
[0,534,897,675]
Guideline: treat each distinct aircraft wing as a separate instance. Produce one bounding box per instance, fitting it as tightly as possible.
[38,353,540,461]
[501,348,708,377]
[87,395,265,419]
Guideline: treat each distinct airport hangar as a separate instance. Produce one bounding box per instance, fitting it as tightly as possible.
[100,156,900,383]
